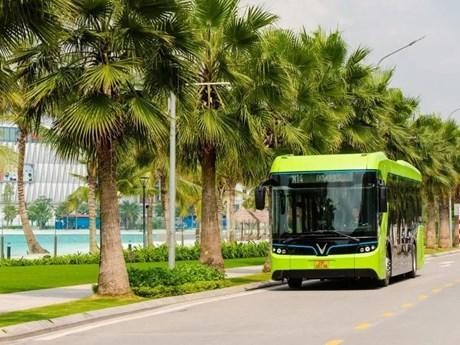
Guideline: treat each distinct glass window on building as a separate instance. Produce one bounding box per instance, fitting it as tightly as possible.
[0,127,19,142]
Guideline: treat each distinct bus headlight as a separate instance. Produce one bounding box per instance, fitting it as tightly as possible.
[357,244,377,254]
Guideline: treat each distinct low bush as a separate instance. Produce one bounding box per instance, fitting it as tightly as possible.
[128,263,224,287]
[127,263,226,298]
[132,280,227,298]
[0,241,269,266]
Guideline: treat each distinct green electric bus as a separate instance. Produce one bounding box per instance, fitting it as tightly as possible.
[255,152,424,288]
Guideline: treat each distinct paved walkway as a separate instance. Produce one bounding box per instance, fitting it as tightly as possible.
[0,285,93,313]
[225,265,264,278]
[0,266,264,314]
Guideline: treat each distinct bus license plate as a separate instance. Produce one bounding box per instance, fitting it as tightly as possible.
[314,261,329,269]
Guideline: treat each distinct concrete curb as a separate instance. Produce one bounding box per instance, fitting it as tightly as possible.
[425,248,460,258]
[0,280,282,343]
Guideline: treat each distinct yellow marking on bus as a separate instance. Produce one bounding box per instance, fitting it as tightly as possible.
[444,283,454,288]
[324,340,344,345]
[432,288,442,293]
[401,303,413,309]
[383,312,394,317]
[355,323,371,330]
[418,294,428,300]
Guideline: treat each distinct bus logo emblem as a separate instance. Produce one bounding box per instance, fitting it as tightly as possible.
[316,243,327,255]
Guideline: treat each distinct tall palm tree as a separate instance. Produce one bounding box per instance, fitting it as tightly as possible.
[62,158,99,253]
[6,43,65,254]
[411,115,457,248]
[179,0,278,268]
[30,0,193,295]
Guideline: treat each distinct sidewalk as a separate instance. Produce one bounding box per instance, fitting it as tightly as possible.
[0,285,93,314]
[0,265,264,314]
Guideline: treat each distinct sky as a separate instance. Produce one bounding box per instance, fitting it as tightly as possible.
[242,0,460,120]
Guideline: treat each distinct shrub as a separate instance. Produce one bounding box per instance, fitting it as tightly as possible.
[127,263,227,298]
[128,263,224,287]
[131,280,227,298]
[0,241,269,266]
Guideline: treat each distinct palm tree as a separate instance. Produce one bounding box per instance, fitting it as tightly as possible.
[179,0,278,268]
[62,159,99,254]
[30,0,193,295]
[119,200,140,230]
[411,115,457,248]
[6,43,65,254]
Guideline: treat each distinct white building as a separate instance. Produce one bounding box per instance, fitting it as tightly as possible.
[0,125,86,224]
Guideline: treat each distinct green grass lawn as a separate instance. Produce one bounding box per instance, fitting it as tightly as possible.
[0,272,271,328]
[0,296,144,328]
[0,257,265,293]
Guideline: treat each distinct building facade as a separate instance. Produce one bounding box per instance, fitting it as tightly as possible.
[0,125,86,225]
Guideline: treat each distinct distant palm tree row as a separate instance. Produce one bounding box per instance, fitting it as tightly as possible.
[0,0,458,296]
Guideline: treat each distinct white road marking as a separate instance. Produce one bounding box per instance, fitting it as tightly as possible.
[439,261,455,268]
[34,289,265,341]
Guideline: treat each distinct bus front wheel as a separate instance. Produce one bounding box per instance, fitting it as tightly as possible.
[287,277,303,289]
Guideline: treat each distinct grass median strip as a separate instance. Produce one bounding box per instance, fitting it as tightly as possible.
[0,272,271,328]
[0,296,144,328]
[0,257,265,293]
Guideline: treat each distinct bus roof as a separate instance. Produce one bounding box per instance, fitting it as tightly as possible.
[270,152,421,182]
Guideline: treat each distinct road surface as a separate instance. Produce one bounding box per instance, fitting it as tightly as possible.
[13,252,460,345]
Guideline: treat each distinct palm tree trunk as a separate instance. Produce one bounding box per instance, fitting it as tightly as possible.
[17,130,48,254]
[439,197,451,248]
[199,145,224,269]
[87,161,98,254]
[160,174,170,246]
[146,195,154,247]
[426,200,437,248]
[96,141,130,296]
[263,190,272,273]
[227,186,236,242]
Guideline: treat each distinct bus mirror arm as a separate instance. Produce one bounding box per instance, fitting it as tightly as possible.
[255,178,278,210]
[379,185,388,213]
[255,186,266,210]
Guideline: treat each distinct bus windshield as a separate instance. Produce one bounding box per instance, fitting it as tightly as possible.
[272,171,378,241]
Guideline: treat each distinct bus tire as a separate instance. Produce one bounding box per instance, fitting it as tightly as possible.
[287,277,303,289]
[407,245,417,279]
[378,249,392,287]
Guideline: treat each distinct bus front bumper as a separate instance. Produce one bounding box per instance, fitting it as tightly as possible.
[271,251,384,281]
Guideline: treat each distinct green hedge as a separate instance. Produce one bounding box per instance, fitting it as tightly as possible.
[0,241,269,266]
[127,263,226,298]
[128,264,224,287]
[132,280,228,298]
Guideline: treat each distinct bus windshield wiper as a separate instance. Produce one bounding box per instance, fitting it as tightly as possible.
[314,230,360,242]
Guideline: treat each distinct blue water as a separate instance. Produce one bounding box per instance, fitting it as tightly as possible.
[1,233,145,257]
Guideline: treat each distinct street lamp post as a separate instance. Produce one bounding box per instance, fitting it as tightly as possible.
[140,176,149,248]
[377,36,426,65]
[168,91,177,269]
[166,82,230,269]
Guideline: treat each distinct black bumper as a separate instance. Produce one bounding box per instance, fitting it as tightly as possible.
[272,269,379,281]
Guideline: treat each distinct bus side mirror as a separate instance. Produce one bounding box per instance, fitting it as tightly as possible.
[255,186,266,210]
[379,185,388,213]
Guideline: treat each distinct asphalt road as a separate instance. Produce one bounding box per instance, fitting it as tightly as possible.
[16,252,460,345]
